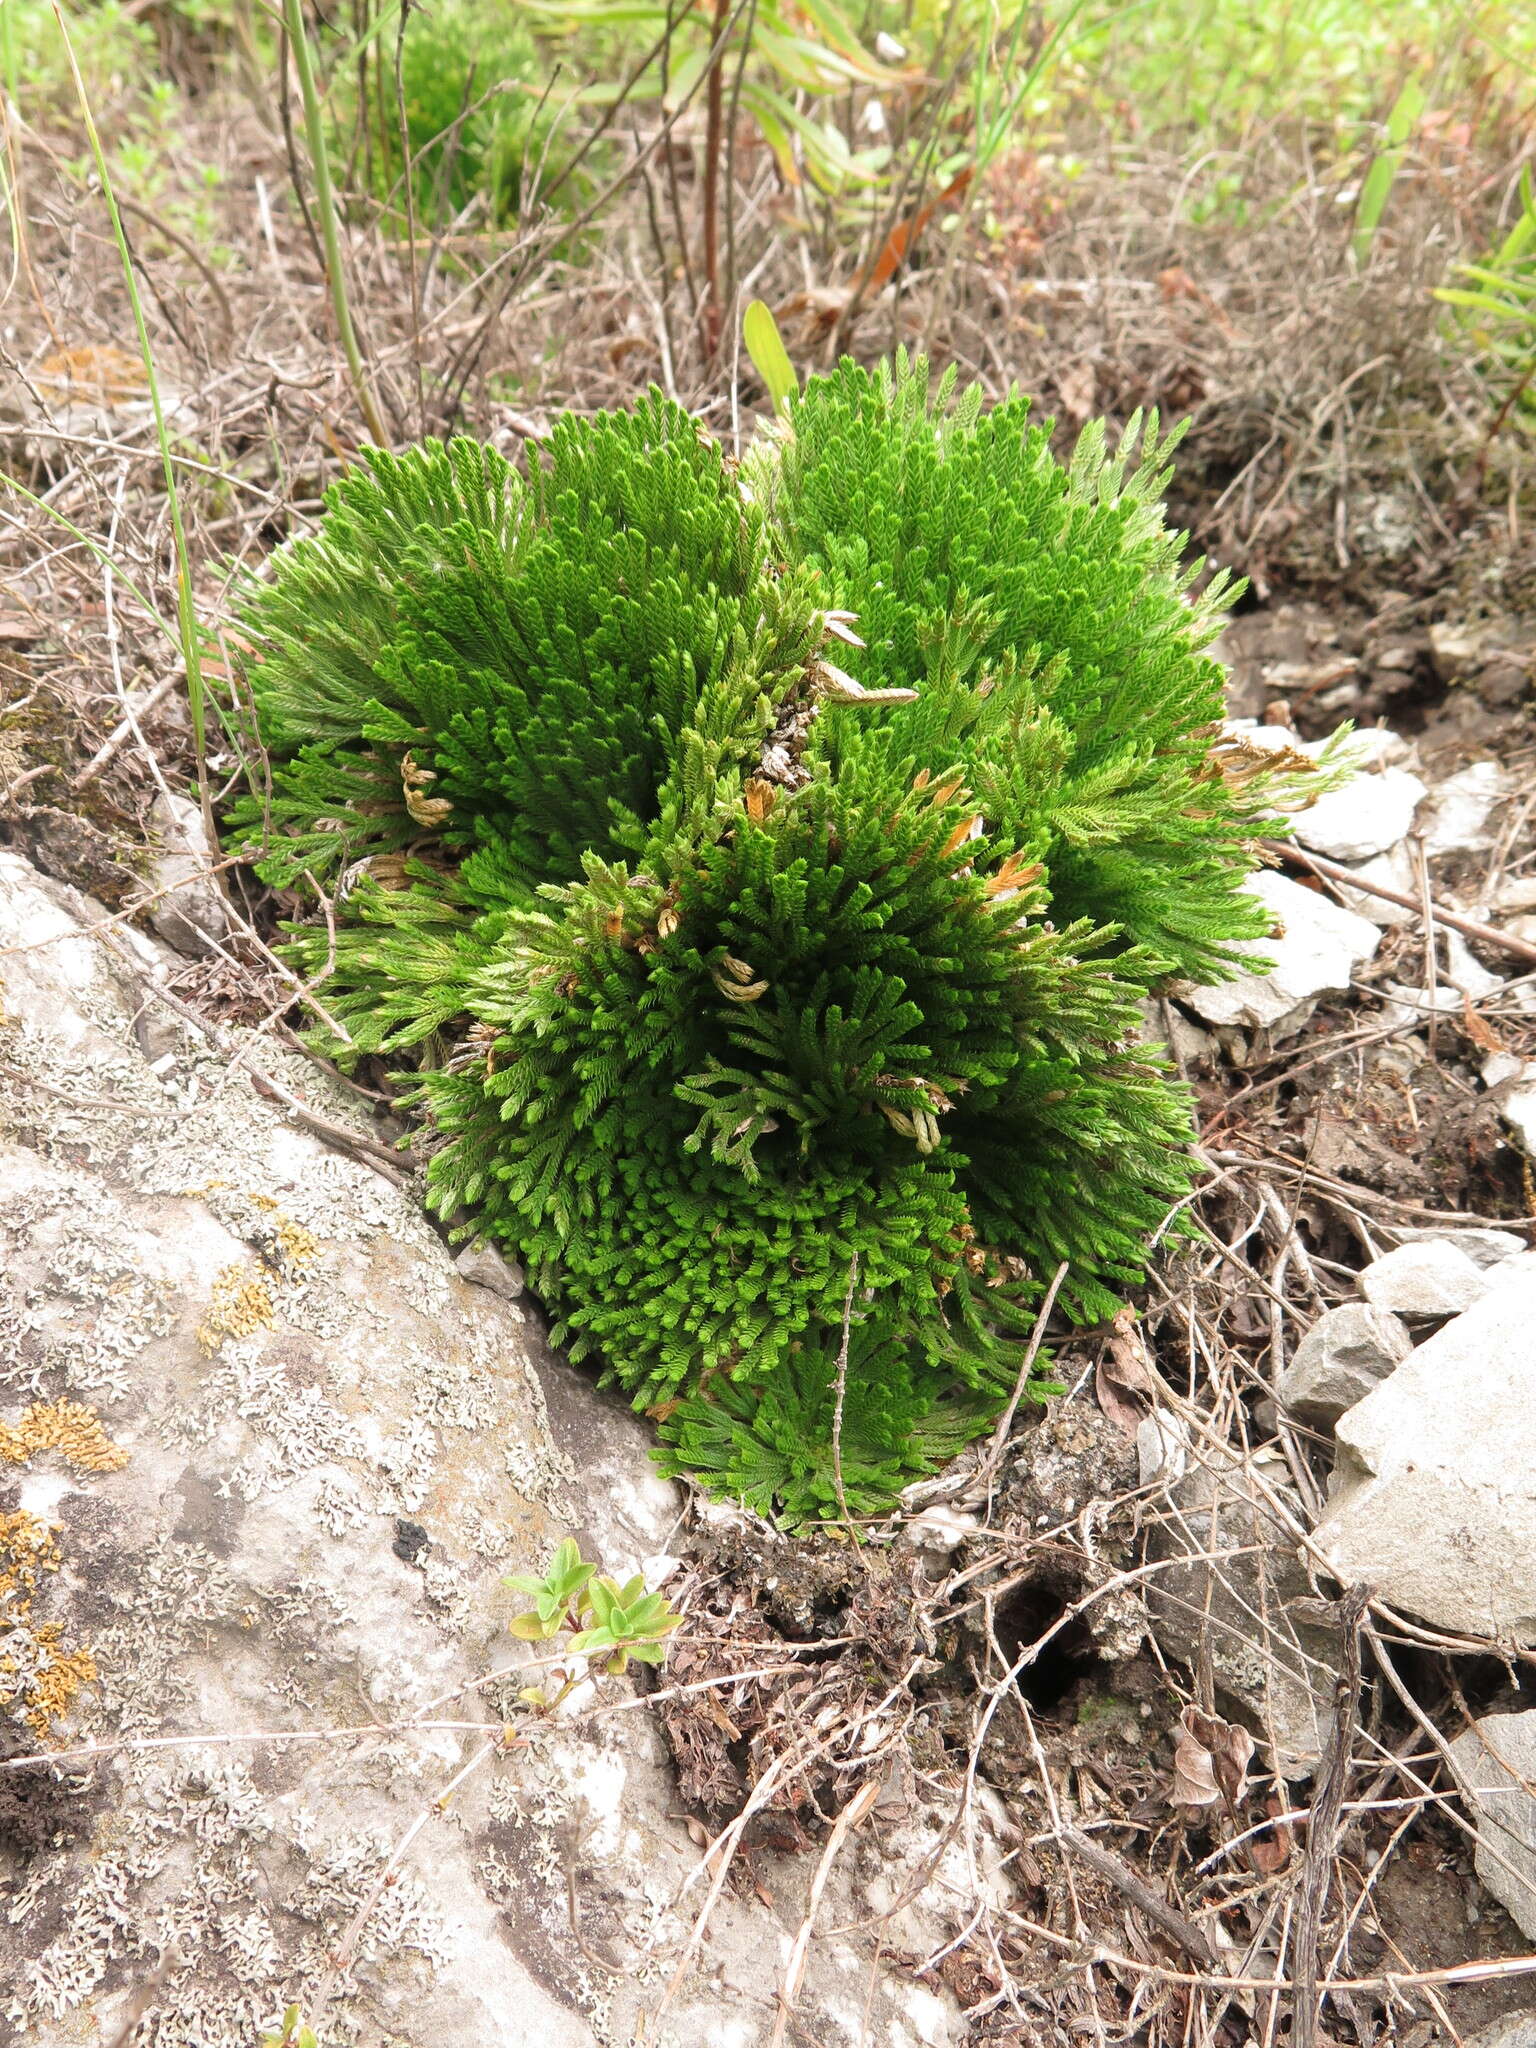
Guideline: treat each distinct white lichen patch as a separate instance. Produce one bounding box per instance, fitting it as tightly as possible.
[314,1471,371,1536]
[371,1413,439,1515]
[0,1172,176,1401]
[162,1341,368,1502]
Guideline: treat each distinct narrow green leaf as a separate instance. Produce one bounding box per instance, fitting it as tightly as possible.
[1352,77,1425,266]
[744,301,798,412]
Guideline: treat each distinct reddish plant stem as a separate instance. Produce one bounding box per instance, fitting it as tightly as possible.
[700,0,730,359]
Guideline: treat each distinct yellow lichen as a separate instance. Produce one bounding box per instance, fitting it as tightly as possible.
[0,1510,100,1736]
[190,1192,322,1305]
[0,1400,130,1472]
[0,1509,60,1601]
[273,1215,319,1279]
[244,1194,320,1277]
[19,1630,99,1736]
[198,1261,277,1352]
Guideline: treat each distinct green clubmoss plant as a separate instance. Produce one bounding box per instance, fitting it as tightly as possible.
[227,356,1329,1524]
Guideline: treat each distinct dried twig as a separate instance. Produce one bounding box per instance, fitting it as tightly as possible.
[1266,838,1536,968]
[973,1257,1070,1509]
[1292,1585,1370,2048]
[1055,1825,1218,1970]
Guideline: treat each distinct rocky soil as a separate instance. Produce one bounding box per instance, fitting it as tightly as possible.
[2,343,1536,2040]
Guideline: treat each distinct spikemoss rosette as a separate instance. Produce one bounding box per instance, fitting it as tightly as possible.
[227,358,1298,1523]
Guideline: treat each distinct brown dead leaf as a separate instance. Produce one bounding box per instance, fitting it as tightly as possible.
[1157,264,1202,304]
[1156,265,1237,336]
[1250,1790,1294,1875]
[774,286,851,334]
[1056,360,1097,427]
[1095,1305,1155,1437]
[1460,997,1507,1056]
[868,167,974,292]
[743,776,778,824]
[1171,1729,1221,1807]
[607,333,657,371]
[1172,1706,1254,1811]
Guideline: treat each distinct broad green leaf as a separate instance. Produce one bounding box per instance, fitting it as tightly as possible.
[742,91,801,186]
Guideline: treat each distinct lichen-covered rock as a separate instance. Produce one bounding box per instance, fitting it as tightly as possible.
[1142,1431,1336,1776]
[1448,1711,1536,1942]
[0,850,974,2047]
[1313,1276,1536,1645]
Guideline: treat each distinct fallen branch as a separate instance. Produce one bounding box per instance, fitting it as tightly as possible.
[1055,1824,1218,1970]
[1292,1585,1370,2048]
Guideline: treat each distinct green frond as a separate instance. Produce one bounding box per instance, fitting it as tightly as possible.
[226,368,1274,1523]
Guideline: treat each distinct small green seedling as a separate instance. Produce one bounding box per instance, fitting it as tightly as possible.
[505,1540,683,1695]
[743,299,799,413]
[505,1537,596,1641]
[568,1574,685,1675]
[262,2006,319,2048]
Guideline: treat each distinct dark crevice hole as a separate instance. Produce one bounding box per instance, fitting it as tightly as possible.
[993,1577,1102,1717]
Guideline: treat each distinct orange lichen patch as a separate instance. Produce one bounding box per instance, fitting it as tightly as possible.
[198,1261,276,1352]
[0,1511,100,1736]
[18,1633,99,1737]
[0,1400,130,1472]
[0,1510,60,1601]
[37,342,148,404]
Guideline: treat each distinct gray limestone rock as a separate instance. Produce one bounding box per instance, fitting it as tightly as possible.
[1292,765,1425,862]
[453,1240,526,1300]
[1489,1252,1536,1294]
[1448,1712,1536,1942]
[1418,761,1511,858]
[1324,842,1418,928]
[1496,1064,1536,1155]
[1174,870,1380,1042]
[1314,1277,1536,1644]
[1464,2014,1536,2048]
[1428,620,1491,682]
[1356,1238,1489,1318]
[145,790,230,957]
[1277,1304,1411,1425]
[1143,1434,1337,1776]
[0,850,976,2048]
[1387,1225,1526,1270]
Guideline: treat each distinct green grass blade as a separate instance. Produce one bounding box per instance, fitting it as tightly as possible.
[282,0,388,447]
[0,473,178,643]
[1352,76,1425,267]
